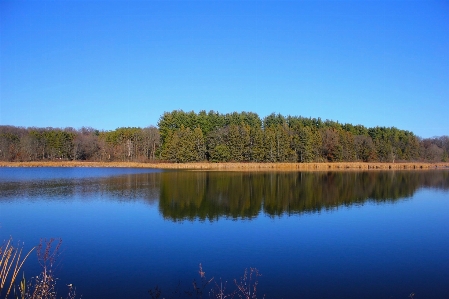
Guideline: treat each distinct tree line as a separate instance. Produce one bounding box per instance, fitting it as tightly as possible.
[1,110,448,163]
[156,110,448,163]
[0,126,160,162]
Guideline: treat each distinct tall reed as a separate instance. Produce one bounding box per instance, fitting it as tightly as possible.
[0,238,35,298]
[1,238,77,299]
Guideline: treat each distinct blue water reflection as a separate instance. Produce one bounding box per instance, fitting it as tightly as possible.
[0,168,448,299]
[0,167,159,182]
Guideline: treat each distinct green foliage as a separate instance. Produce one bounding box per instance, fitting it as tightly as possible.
[263,125,296,162]
[249,127,265,162]
[354,135,377,162]
[442,151,448,162]
[0,130,21,161]
[42,130,75,160]
[161,126,205,162]
[0,111,446,163]
[211,144,230,162]
[155,110,444,163]
[263,113,286,128]
[293,127,320,162]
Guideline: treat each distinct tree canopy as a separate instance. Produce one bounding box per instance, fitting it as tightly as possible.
[1,110,447,163]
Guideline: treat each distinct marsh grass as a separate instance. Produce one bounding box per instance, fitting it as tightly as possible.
[1,161,448,171]
[0,238,35,298]
[149,264,265,299]
[1,238,78,299]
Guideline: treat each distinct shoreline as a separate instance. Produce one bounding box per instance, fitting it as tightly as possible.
[1,161,448,171]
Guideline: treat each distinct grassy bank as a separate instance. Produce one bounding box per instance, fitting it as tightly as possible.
[1,161,449,171]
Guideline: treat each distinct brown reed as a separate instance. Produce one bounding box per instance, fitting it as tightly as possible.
[149,264,265,299]
[1,161,448,171]
[0,238,35,298]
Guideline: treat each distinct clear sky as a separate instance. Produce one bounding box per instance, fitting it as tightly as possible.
[1,0,448,138]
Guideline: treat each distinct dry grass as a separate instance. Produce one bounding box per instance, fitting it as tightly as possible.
[1,238,77,299]
[0,238,35,298]
[149,264,264,299]
[1,161,449,171]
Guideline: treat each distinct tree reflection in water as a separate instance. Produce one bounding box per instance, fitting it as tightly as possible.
[159,170,449,221]
[1,169,448,222]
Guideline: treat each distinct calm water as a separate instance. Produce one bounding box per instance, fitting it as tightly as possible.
[1,167,448,299]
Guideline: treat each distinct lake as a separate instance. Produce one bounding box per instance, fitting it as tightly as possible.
[1,167,448,299]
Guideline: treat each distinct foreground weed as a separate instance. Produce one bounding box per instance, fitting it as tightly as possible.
[0,238,35,298]
[233,268,264,299]
[1,238,78,299]
[149,264,264,299]
[23,238,79,299]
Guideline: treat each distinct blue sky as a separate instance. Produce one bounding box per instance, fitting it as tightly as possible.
[1,0,448,138]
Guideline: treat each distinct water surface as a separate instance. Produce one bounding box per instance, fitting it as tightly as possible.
[1,168,448,299]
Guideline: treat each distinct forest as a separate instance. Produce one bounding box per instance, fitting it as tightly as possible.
[0,110,448,163]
